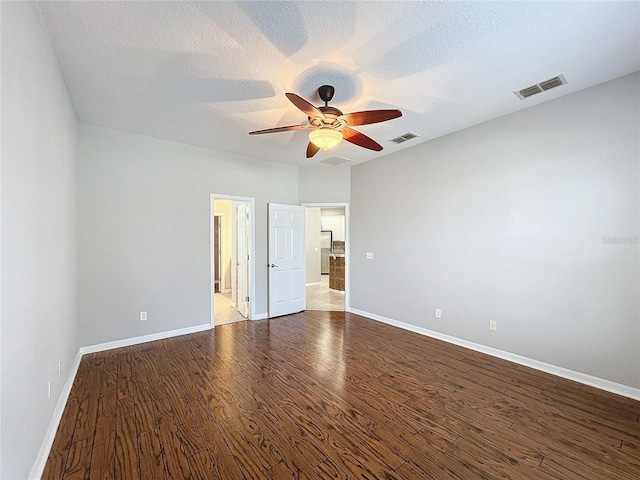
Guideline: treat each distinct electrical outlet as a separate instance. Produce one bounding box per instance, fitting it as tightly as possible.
[365,252,374,260]
[435,308,442,319]
[140,311,147,322]
[58,361,62,377]
[489,320,497,331]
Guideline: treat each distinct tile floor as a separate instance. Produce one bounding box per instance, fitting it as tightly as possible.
[214,292,247,326]
[306,275,345,311]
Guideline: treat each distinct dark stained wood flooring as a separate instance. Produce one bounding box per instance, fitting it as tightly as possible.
[43,311,640,479]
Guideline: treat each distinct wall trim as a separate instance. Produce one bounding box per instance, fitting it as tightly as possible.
[253,313,268,321]
[349,308,640,401]
[28,350,83,480]
[79,323,211,355]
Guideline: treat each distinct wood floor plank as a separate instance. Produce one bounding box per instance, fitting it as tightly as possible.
[156,415,192,480]
[187,450,220,480]
[188,398,245,480]
[314,414,404,478]
[41,441,71,480]
[217,416,274,479]
[70,358,102,442]
[45,312,640,479]
[175,412,207,458]
[279,399,383,480]
[316,458,351,480]
[88,396,117,479]
[134,384,156,434]
[116,348,134,402]
[114,399,140,480]
[138,428,164,480]
[61,438,92,480]
[247,404,320,474]
[42,396,80,480]
[269,461,297,480]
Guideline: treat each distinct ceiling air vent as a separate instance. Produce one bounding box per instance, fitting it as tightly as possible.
[321,156,350,166]
[515,74,567,100]
[390,132,420,144]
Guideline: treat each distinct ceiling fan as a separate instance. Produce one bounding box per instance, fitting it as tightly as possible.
[249,85,402,158]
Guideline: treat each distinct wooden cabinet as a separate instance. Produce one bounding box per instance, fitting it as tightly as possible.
[329,254,345,291]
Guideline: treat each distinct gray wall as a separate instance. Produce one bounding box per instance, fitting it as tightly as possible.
[1,2,79,478]
[77,124,298,346]
[298,166,350,203]
[351,73,640,388]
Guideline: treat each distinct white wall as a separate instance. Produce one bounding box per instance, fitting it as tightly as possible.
[305,208,321,283]
[351,73,640,388]
[77,124,298,347]
[298,166,350,203]
[1,2,79,479]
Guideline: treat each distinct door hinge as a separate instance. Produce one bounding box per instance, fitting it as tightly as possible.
[247,254,250,260]
[246,213,250,220]
[245,296,250,302]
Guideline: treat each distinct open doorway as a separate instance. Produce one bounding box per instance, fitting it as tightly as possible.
[211,195,255,327]
[303,203,349,311]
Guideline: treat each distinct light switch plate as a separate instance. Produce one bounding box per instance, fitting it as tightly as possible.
[365,252,374,260]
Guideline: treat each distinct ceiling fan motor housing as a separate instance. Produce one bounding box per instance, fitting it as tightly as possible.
[318,85,335,105]
[310,106,345,130]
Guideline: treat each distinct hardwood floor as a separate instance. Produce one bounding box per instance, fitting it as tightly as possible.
[43,311,640,479]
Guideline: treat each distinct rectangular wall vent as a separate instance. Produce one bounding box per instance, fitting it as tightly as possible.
[390,132,420,144]
[515,74,567,100]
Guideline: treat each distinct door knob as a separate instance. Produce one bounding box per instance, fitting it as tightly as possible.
[269,264,279,268]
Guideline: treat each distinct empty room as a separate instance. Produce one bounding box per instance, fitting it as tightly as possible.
[1,1,639,479]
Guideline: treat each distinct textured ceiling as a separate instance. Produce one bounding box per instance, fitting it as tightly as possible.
[39,1,640,167]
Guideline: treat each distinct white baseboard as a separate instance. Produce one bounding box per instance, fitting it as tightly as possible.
[306,282,321,286]
[80,323,211,354]
[253,313,268,320]
[349,308,640,401]
[29,350,83,480]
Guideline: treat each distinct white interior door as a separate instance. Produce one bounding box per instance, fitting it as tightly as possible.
[236,203,249,318]
[268,203,306,317]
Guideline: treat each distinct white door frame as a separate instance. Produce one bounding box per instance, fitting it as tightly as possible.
[213,213,225,294]
[301,202,350,312]
[235,202,249,318]
[210,194,256,327]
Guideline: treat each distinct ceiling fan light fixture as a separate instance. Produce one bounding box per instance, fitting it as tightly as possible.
[309,128,342,151]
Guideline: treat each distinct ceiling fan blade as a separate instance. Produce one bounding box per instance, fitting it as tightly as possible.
[339,109,402,126]
[285,93,325,118]
[342,127,383,151]
[248,124,308,135]
[306,142,320,158]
